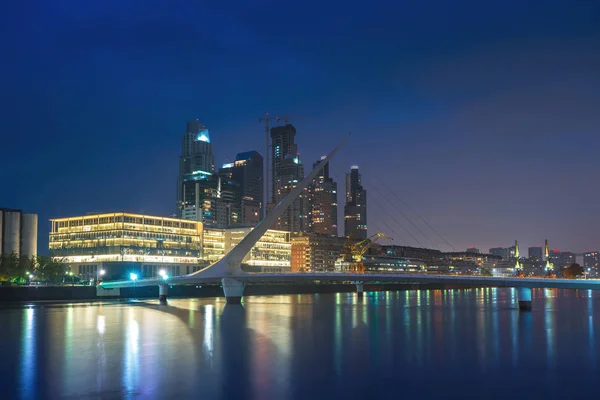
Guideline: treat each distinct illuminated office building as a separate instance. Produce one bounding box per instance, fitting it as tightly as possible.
[270,124,307,233]
[204,227,291,272]
[177,119,216,220]
[308,157,338,236]
[344,166,367,239]
[219,151,263,226]
[202,228,226,263]
[584,251,599,276]
[49,212,203,281]
[291,234,345,272]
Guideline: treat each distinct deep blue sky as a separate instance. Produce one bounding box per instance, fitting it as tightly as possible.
[1,0,599,254]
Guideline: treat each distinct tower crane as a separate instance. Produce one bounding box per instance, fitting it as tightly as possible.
[339,232,392,273]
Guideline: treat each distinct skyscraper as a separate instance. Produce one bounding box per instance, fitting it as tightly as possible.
[270,124,307,233]
[308,156,338,236]
[219,151,263,226]
[344,166,367,239]
[177,119,215,219]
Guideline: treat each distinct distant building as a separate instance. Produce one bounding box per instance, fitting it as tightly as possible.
[528,246,543,261]
[549,250,561,266]
[308,157,338,236]
[291,234,345,272]
[219,151,263,226]
[49,212,203,282]
[0,208,38,259]
[489,247,509,260]
[382,245,443,262]
[559,251,576,268]
[442,252,503,270]
[489,260,515,277]
[584,252,599,275]
[344,166,367,239]
[466,247,479,254]
[177,119,215,218]
[270,124,307,233]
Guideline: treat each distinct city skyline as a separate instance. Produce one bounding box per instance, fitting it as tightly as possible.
[2,1,600,254]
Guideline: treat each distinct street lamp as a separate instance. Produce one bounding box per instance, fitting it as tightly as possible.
[159,269,166,277]
[130,273,138,281]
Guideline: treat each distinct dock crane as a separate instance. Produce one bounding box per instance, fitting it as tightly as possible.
[339,232,393,273]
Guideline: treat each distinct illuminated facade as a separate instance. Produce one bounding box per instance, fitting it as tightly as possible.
[49,213,203,281]
[291,235,345,272]
[219,151,263,226]
[584,251,599,276]
[308,157,338,236]
[344,166,367,239]
[441,251,503,273]
[204,227,291,271]
[203,228,226,262]
[177,119,215,219]
[270,124,308,233]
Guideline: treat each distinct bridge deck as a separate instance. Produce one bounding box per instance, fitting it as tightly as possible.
[99,273,600,290]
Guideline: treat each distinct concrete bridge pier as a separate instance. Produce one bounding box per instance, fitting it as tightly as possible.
[356,282,364,298]
[517,287,532,311]
[222,278,245,304]
[159,284,169,304]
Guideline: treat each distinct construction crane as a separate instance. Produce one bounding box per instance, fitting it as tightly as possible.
[258,112,275,219]
[276,115,291,125]
[339,232,392,273]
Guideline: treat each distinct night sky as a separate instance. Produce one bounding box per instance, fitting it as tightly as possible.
[2,1,599,255]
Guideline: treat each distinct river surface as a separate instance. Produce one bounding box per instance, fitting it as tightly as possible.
[0,288,598,399]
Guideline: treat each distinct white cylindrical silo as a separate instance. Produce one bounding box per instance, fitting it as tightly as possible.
[2,211,21,256]
[20,213,38,258]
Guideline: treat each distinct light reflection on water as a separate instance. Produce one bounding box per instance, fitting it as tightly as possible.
[2,288,600,399]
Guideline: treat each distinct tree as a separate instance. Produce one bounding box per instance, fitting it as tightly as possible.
[564,263,584,279]
[35,255,69,283]
[0,253,32,283]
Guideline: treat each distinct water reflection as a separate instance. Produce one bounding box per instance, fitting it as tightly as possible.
[3,289,600,398]
[19,308,35,400]
[544,289,557,367]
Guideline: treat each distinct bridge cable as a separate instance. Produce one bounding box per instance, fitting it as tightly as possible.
[331,173,405,246]
[363,180,425,248]
[364,178,441,250]
[374,177,457,252]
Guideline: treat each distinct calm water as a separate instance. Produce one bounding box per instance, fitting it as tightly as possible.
[0,288,598,399]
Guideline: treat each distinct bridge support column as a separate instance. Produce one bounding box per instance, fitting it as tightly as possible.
[517,287,532,311]
[356,282,364,298]
[159,284,168,304]
[222,278,245,304]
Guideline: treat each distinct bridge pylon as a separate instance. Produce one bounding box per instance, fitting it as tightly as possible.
[517,287,532,311]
